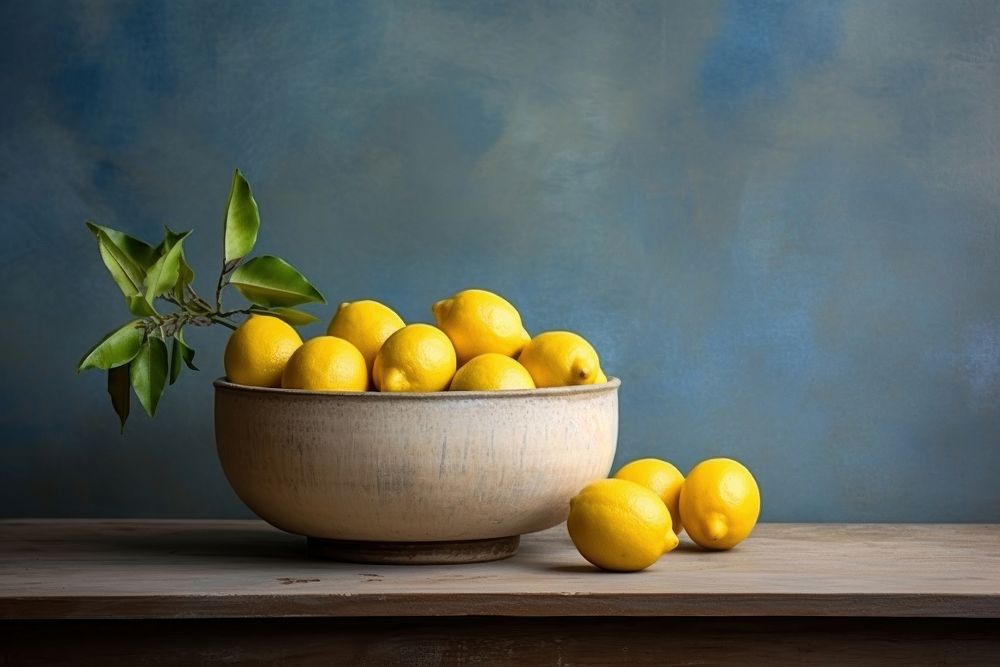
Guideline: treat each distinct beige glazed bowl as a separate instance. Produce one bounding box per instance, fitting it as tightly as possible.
[214,377,619,564]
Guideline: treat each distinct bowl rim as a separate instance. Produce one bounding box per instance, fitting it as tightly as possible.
[214,376,620,399]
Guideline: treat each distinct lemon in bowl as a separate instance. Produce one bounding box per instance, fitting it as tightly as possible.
[327,300,404,380]
[223,315,302,387]
[450,353,535,391]
[518,331,602,388]
[372,323,457,392]
[432,288,530,365]
[280,336,367,392]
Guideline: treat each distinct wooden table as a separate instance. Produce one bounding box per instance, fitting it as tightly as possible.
[2,520,999,664]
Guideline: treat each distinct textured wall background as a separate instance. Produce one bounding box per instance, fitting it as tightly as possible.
[2,0,999,520]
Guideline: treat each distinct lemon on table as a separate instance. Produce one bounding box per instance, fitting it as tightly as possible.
[567,478,679,572]
[679,458,760,550]
[449,353,535,391]
[518,331,601,388]
[432,289,530,365]
[326,300,405,378]
[614,458,685,536]
[224,314,303,387]
[373,323,457,392]
[281,336,367,391]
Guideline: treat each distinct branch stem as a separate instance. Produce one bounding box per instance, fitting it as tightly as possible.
[214,271,227,312]
[218,308,253,319]
[215,258,241,311]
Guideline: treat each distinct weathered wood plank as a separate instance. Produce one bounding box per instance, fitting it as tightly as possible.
[3,618,1000,665]
[2,520,999,619]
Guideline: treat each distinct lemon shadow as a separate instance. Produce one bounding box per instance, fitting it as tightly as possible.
[545,564,647,574]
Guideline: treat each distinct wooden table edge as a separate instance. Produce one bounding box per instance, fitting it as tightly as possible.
[3,592,999,621]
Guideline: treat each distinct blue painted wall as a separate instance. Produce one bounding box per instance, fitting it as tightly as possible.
[2,1,999,521]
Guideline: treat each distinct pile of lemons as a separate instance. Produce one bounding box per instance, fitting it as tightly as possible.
[224,288,608,392]
[224,288,759,571]
[568,457,761,571]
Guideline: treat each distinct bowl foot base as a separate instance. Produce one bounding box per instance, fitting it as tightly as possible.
[307,534,520,565]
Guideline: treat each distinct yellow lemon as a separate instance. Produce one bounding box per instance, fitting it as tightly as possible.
[224,315,302,387]
[614,458,685,536]
[567,478,679,572]
[595,368,608,383]
[449,353,535,391]
[518,331,601,388]
[431,289,530,365]
[680,458,761,550]
[281,336,368,391]
[326,300,405,379]
[373,323,457,392]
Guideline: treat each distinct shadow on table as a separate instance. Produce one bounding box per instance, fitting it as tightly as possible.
[541,537,709,573]
[544,564,603,574]
[48,522,310,563]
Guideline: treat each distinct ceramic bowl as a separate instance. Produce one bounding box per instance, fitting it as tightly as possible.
[214,377,619,564]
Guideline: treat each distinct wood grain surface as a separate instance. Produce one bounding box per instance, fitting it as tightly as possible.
[2,520,999,620]
[5,618,1000,666]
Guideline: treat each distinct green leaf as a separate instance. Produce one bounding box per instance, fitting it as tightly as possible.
[155,226,188,255]
[127,294,157,317]
[87,222,158,271]
[223,169,260,263]
[78,320,146,371]
[93,227,145,297]
[169,337,182,385]
[169,330,197,385]
[87,223,159,315]
[107,365,131,433]
[145,230,192,301]
[175,254,195,301]
[176,329,198,370]
[251,306,319,326]
[157,227,197,302]
[229,255,325,308]
[130,335,168,417]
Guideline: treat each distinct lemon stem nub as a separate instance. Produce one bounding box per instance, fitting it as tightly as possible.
[707,513,728,542]
[431,299,450,317]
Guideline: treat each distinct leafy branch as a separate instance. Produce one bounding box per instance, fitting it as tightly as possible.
[78,169,325,432]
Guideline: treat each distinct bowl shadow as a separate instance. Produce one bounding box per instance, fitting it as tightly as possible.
[65,523,311,563]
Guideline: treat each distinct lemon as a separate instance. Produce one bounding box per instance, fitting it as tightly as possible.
[517,331,601,388]
[679,458,760,550]
[567,478,679,572]
[614,458,685,535]
[373,323,457,392]
[450,353,535,391]
[281,336,368,391]
[224,315,303,387]
[595,369,608,383]
[431,289,530,365]
[326,300,405,378]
